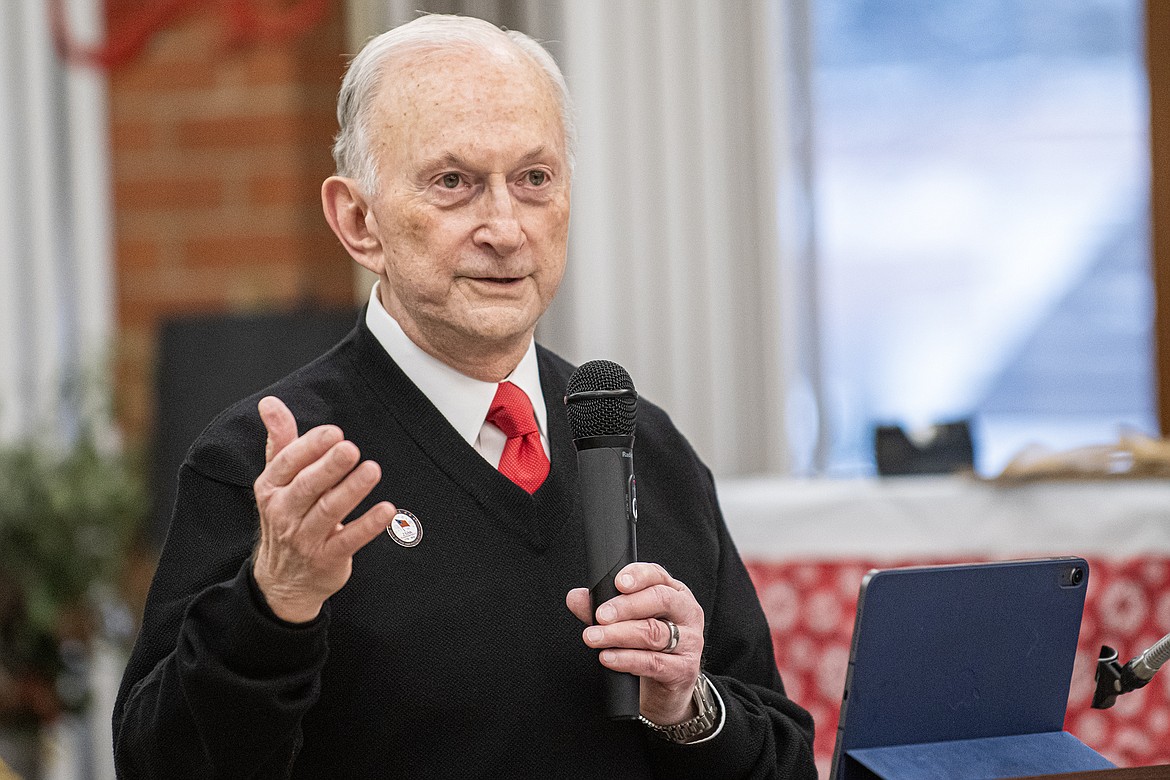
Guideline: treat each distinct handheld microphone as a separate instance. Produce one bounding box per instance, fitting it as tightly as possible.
[564,360,640,720]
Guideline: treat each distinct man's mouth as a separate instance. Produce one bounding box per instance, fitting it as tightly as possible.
[471,276,524,286]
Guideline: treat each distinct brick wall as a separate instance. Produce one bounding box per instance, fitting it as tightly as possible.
[109,2,355,444]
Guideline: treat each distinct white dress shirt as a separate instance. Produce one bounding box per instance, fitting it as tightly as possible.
[363,283,550,467]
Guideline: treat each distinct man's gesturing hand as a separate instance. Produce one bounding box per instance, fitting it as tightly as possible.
[566,563,705,726]
[252,396,394,624]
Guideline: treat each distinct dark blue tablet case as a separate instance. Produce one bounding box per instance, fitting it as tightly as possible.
[829,557,1115,780]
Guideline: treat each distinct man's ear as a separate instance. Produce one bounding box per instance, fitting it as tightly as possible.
[322,176,383,276]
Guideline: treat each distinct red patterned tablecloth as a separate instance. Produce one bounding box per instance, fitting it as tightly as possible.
[745,557,1170,778]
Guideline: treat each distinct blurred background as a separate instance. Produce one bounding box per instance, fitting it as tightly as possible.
[1,0,1168,777]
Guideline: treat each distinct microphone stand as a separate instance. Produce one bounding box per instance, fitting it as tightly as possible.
[1092,631,1170,709]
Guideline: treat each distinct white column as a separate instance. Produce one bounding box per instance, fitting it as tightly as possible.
[0,0,23,441]
[64,0,114,437]
[0,0,113,444]
[1,0,67,440]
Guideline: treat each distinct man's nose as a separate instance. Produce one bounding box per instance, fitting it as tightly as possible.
[473,180,525,255]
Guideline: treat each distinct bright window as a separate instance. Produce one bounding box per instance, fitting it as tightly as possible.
[813,0,1153,475]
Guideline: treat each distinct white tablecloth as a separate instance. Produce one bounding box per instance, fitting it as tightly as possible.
[716,475,1170,560]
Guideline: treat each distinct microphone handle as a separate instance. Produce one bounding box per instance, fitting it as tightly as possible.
[576,436,639,720]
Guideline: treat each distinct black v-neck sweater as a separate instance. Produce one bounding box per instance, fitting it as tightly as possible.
[113,317,816,779]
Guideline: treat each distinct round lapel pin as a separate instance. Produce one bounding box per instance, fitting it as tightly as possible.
[386,508,423,547]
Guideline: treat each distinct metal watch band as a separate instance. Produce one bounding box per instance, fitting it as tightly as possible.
[637,674,720,744]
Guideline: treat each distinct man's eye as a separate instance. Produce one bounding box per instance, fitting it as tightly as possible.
[525,170,547,186]
[440,173,462,189]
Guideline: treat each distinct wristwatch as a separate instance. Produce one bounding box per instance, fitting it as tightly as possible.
[638,674,720,744]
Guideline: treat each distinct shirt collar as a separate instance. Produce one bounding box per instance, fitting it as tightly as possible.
[363,283,547,447]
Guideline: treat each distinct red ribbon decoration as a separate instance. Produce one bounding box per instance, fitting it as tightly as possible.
[51,0,335,71]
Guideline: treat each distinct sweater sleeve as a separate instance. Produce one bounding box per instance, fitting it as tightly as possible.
[113,463,330,779]
[645,470,818,780]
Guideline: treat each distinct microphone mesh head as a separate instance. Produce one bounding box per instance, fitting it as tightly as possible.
[564,360,637,438]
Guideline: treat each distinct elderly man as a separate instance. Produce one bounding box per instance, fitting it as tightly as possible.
[114,14,815,779]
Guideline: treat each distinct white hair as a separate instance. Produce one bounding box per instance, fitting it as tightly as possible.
[332,14,577,195]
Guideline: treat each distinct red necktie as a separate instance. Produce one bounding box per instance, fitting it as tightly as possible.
[487,381,550,494]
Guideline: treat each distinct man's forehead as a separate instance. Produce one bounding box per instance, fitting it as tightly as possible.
[362,41,568,176]
[378,43,549,106]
